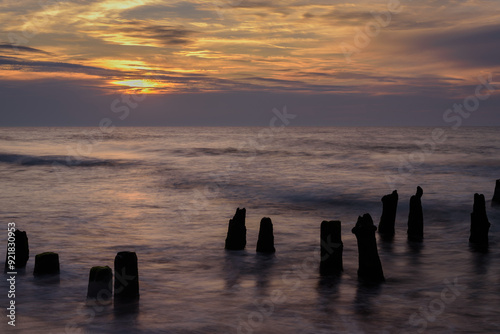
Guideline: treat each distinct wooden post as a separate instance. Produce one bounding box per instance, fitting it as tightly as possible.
[352,214,384,283]
[87,266,113,302]
[320,220,343,276]
[492,179,500,206]
[33,252,60,276]
[407,186,424,242]
[469,193,490,248]
[225,208,246,250]
[4,229,29,273]
[256,217,275,253]
[378,190,398,237]
[114,251,139,301]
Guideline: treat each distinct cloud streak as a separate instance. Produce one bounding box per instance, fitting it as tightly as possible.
[0,43,52,54]
[113,21,198,46]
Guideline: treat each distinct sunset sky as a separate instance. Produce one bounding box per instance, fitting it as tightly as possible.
[1,0,499,126]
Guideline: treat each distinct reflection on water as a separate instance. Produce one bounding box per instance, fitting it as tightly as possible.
[354,283,382,316]
[379,237,394,253]
[255,253,275,295]
[223,251,245,291]
[316,276,340,315]
[33,274,61,286]
[407,240,424,254]
[470,250,490,276]
[113,299,140,321]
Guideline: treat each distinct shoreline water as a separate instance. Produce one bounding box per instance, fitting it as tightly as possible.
[1,127,499,333]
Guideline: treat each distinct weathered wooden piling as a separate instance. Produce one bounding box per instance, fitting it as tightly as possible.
[256,217,275,253]
[114,251,139,301]
[33,252,60,276]
[87,266,113,301]
[407,186,424,242]
[378,190,398,237]
[352,214,384,283]
[224,207,247,250]
[4,229,29,272]
[492,179,500,206]
[469,193,490,247]
[320,220,343,276]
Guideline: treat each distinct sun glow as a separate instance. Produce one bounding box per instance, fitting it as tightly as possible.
[110,79,172,93]
[112,79,158,88]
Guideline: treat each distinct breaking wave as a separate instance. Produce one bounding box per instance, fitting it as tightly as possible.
[0,153,128,167]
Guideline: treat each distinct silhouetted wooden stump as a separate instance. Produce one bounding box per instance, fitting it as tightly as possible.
[256,217,275,253]
[225,208,246,250]
[378,190,398,237]
[469,193,490,248]
[352,214,384,283]
[407,186,424,242]
[492,179,500,206]
[4,229,29,272]
[87,266,113,301]
[33,252,60,276]
[114,251,139,301]
[320,220,343,276]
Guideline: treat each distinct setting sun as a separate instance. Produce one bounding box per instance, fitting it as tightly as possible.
[110,79,168,93]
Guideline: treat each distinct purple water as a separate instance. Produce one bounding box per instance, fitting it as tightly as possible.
[0,126,499,333]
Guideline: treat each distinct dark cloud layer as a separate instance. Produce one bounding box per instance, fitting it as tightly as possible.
[413,24,500,67]
[0,56,122,77]
[116,21,197,45]
[0,43,52,55]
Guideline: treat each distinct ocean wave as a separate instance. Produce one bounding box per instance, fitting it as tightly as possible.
[0,153,129,167]
[171,147,314,157]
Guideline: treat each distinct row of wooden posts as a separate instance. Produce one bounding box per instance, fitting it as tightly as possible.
[225,180,500,283]
[4,238,139,302]
[4,180,500,294]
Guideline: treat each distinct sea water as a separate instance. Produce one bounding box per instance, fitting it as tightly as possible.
[0,127,499,333]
